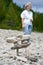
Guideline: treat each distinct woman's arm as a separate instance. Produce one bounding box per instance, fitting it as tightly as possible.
[21,18,25,28]
[30,12,33,22]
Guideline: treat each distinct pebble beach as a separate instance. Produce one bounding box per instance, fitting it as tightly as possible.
[0,29,43,65]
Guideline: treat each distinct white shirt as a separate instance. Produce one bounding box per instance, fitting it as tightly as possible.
[20,10,33,25]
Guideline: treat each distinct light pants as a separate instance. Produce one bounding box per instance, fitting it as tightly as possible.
[23,23,32,42]
[23,23,32,35]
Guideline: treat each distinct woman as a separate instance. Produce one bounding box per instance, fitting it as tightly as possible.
[20,2,33,59]
[21,2,33,36]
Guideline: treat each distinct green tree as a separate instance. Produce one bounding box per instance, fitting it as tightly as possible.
[0,0,6,22]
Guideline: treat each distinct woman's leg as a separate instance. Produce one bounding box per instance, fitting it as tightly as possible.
[27,25,32,42]
[22,23,28,35]
[28,25,33,34]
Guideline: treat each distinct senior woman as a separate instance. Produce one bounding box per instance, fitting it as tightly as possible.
[20,2,33,59]
[21,2,33,42]
[21,2,33,35]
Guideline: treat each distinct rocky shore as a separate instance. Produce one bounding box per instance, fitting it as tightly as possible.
[0,29,43,65]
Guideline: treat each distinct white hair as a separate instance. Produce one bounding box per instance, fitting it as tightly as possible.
[25,2,31,7]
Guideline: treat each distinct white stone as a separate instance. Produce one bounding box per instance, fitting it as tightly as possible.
[6,37,17,43]
[16,56,27,62]
[24,64,29,65]
[22,35,31,40]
